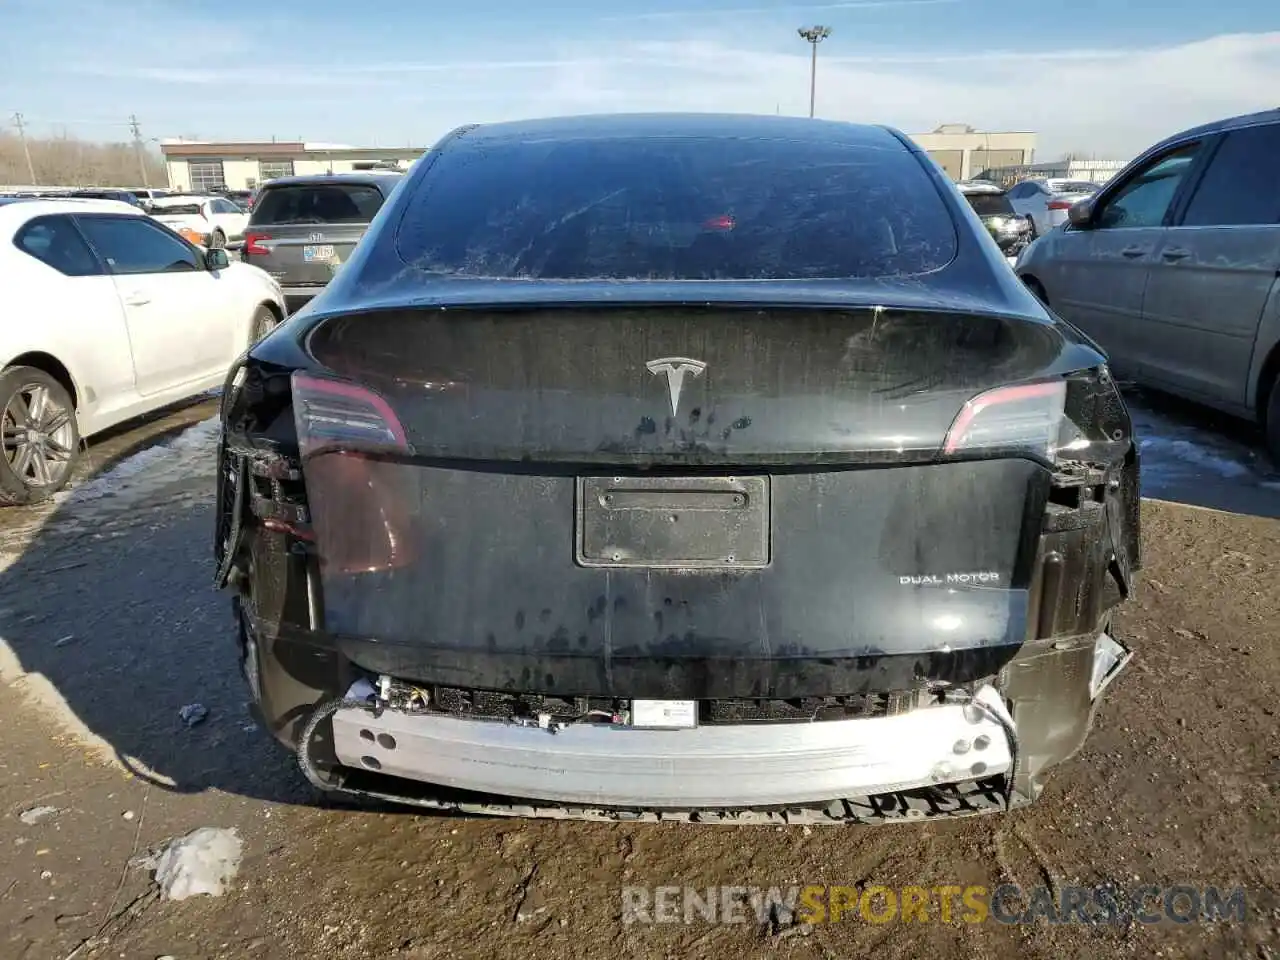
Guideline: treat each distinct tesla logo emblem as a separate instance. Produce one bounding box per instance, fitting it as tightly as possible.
[646,357,706,416]
[308,232,325,242]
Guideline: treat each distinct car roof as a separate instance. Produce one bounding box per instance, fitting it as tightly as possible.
[151,195,209,206]
[1147,107,1280,155]
[258,171,406,189]
[0,198,145,229]
[444,112,909,151]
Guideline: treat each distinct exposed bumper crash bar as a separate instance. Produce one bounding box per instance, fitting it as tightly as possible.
[327,684,1017,809]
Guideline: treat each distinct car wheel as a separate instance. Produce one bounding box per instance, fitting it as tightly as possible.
[1025,215,1038,239]
[1023,276,1049,305]
[211,229,227,249]
[249,304,280,344]
[0,366,81,506]
[1265,373,1280,467]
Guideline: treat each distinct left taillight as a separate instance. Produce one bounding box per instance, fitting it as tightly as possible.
[1047,199,1074,211]
[244,231,271,257]
[942,380,1067,459]
[292,373,408,459]
[291,373,415,575]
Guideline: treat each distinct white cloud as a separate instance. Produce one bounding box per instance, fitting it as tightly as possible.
[14,14,1280,160]
[488,31,1280,158]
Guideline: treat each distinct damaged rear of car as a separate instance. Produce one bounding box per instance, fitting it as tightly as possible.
[214,114,1140,824]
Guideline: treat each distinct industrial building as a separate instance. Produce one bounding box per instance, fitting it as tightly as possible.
[908,123,1038,181]
[159,122,1038,192]
[976,158,1130,188]
[159,140,427,192]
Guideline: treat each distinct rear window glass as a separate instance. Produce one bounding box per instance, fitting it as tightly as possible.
[964,192,1014,217]
[250,184,387,225]
[394,136,958,280]
[155,203,203,215]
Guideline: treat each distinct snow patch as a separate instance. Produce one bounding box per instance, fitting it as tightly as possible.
[61,417,222,506]
[149,827,243,901]
[1137,435,1252,481]
[18,805,59,825]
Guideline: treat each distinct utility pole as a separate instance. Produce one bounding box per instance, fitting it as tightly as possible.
[13,112,37,184]
[797,26,832,118]
[129,114,150,188]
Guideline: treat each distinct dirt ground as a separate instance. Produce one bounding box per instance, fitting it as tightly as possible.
[4,498,1280,960]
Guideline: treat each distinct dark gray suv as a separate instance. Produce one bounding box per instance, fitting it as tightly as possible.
[241,172,404,312]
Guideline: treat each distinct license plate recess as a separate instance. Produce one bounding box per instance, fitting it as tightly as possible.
[576,476,769,569]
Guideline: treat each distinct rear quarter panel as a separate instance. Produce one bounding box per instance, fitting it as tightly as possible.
[1246,273,1280,412]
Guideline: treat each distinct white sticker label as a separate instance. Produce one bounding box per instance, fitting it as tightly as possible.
[631,699,698,729]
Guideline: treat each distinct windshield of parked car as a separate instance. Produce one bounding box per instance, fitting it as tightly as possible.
[250,183,388,224]
[963,192,1015,217]
[394,135,958,280]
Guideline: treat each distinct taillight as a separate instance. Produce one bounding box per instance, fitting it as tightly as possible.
[942,380,1067,458]
[291,373,407,458]
[291,373,414,575]
[1047,199,1073,211]
[244,231,271,257]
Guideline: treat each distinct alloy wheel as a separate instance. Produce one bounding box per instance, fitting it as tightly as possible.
[2,382,77,489]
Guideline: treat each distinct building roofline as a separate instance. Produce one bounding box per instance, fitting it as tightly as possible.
[160,142,427,158]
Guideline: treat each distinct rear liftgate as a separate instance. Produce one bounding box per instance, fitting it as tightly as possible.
[223,305,1139,822]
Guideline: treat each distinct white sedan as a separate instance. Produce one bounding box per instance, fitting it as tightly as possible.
[150,194,250,249]
[1006,179,1102,237]
[0,198,285,505]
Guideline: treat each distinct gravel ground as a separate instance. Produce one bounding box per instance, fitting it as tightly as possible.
[0,401,1278,960]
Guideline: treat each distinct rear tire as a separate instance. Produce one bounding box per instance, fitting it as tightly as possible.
[1025,215,1038,239]
[211,229,227,249]
[249,304,279,345]
[0,366,81,506]
[1023,277,1049,306]
[1265,373,1280,467]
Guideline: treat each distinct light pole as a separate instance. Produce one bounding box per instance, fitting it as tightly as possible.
[797,26,832,119]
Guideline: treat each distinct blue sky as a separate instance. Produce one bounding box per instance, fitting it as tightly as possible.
[4,0,1278,158]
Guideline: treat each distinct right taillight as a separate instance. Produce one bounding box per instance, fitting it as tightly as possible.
[943,380,1068,458]
[291,373,415,575]
[244,231,271,257]
[1047,199,1073,211]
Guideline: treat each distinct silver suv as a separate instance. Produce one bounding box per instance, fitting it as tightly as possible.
[1016,108,1280,461]
[241,172,404,312]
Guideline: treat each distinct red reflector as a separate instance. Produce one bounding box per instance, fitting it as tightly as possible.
[703,214,736,230]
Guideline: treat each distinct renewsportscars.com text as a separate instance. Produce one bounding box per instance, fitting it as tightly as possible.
[620,884,1248,926]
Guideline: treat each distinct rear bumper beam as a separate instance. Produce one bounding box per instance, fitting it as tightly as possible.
[329,685,1014,809]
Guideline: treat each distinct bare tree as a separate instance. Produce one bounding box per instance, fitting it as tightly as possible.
[0,130,167,187]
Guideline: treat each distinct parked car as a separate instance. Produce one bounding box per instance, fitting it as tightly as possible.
[222,189,255,210]
[131,188,173,211]
[149,195,249,248]
[216,113,1140,823]
[0,198,285,504]
[956,180,1033,263]
[68,188,146,208]
[1016,108,1280,461]
[240,172,404,312]
[1007,179,1102,237]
